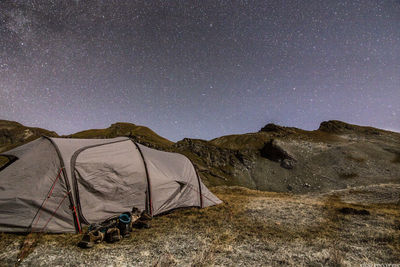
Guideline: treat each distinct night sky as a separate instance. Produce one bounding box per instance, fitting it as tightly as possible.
[1,1,399,141]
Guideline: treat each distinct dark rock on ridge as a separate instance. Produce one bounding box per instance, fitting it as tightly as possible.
[260,123,287,133]
[319,120,381,135]
[260,139,297,169]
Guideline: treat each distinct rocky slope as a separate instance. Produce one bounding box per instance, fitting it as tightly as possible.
[0,119,399,193]
[175,121,400,193]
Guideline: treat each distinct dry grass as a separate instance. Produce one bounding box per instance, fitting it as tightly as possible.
[1,185,399,266]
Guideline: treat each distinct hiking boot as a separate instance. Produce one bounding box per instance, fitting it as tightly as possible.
[130,214,140,227]
[118,213,132,238]
[133,220,150,229]
[140,211,152,221]
[130,208,141,225]
[118,222,131,238]
[77,234,94,248]
[105,227,122,243]
[131,207,140,215]
[89,230,105,243]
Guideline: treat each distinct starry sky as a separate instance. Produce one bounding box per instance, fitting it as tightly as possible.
[1,0,399,141]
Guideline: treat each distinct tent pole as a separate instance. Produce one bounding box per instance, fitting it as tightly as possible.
[43,136,81,233]
[131,141,153,216]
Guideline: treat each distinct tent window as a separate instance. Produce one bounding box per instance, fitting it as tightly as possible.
[0,155,18,172]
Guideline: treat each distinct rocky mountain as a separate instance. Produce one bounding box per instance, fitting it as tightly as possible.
[184,120,400,193]
[0,119,399,193]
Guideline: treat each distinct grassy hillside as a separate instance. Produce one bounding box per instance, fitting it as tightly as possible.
[66,122,173,149]
[0,120,58,153]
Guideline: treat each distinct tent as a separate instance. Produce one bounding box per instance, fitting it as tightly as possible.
[0,137,221,233]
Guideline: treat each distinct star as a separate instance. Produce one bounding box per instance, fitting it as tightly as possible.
[0,0,398,140]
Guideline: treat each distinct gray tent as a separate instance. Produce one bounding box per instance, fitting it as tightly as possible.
[0,137,221,233]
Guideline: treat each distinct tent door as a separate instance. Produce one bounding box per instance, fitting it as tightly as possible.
[72,141,147,224]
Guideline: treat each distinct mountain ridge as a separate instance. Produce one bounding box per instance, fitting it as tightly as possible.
[1,119,399,193]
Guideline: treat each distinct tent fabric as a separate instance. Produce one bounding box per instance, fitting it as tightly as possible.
[50,136,130,205]
[74,141,147,223]
[137,144,202,215]
[0,138,75,233]
[0,137,221,233]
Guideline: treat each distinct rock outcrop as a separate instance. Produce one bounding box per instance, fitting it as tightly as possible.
[319,120,382,136]
[174,138,257,188]
[260,139,297,169]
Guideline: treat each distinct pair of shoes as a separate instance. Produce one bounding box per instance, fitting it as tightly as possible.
[105,227,122,243]
[77,234,94,248]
